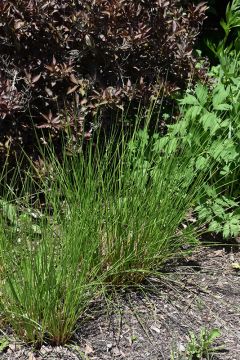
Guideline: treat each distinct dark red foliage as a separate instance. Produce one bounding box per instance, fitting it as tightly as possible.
[0,0,208,155]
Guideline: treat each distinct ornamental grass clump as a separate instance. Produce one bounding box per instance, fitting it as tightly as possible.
[0,109,216,345]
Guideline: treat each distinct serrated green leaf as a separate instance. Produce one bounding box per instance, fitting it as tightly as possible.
[221,141,238,162]
[220,119,230,128]
[153,137,169,152]
[209,221,222,233]
[213,103,232,111]
[212,204,225,218]
[187,105,203,119]
[180,94,199,106]
[229,217,240,236]
[204,185,217,198]
[210,139,238,162]
[195,84,208,106]
[223,223,230,238]
[223,217,240,238]
[166,138,178,154]
[222,196,239,208]
[215,198,229,208]
[209,141,224,160]
[212,85,230,107]
[169,120,189,136]
[200,112,221,134]
[197,206,212,221]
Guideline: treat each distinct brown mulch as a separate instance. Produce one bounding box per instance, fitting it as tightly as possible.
[1,246,240,360]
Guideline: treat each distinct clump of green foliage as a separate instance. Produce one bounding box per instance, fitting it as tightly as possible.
[166,0,240,239]
[0,108,217,345]
[171,327,222,360]
[185,328,222,359]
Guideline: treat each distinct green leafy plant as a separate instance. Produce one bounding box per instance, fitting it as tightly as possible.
[165,1,240,239]
[207,0,240,58]
[177,78,240,237]
[185,328,222,359]
[196,185,240,238]
[170,328,223,360]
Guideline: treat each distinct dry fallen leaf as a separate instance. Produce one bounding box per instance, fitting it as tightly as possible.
[231,262,240,270]
[150,325,161,334]
[85,343,94,355]
[28,352,37,360]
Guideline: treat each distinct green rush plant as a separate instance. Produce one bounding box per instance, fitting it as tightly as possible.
[0,108,223,345]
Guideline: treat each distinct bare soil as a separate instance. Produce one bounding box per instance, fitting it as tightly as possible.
[1,246,240,360]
